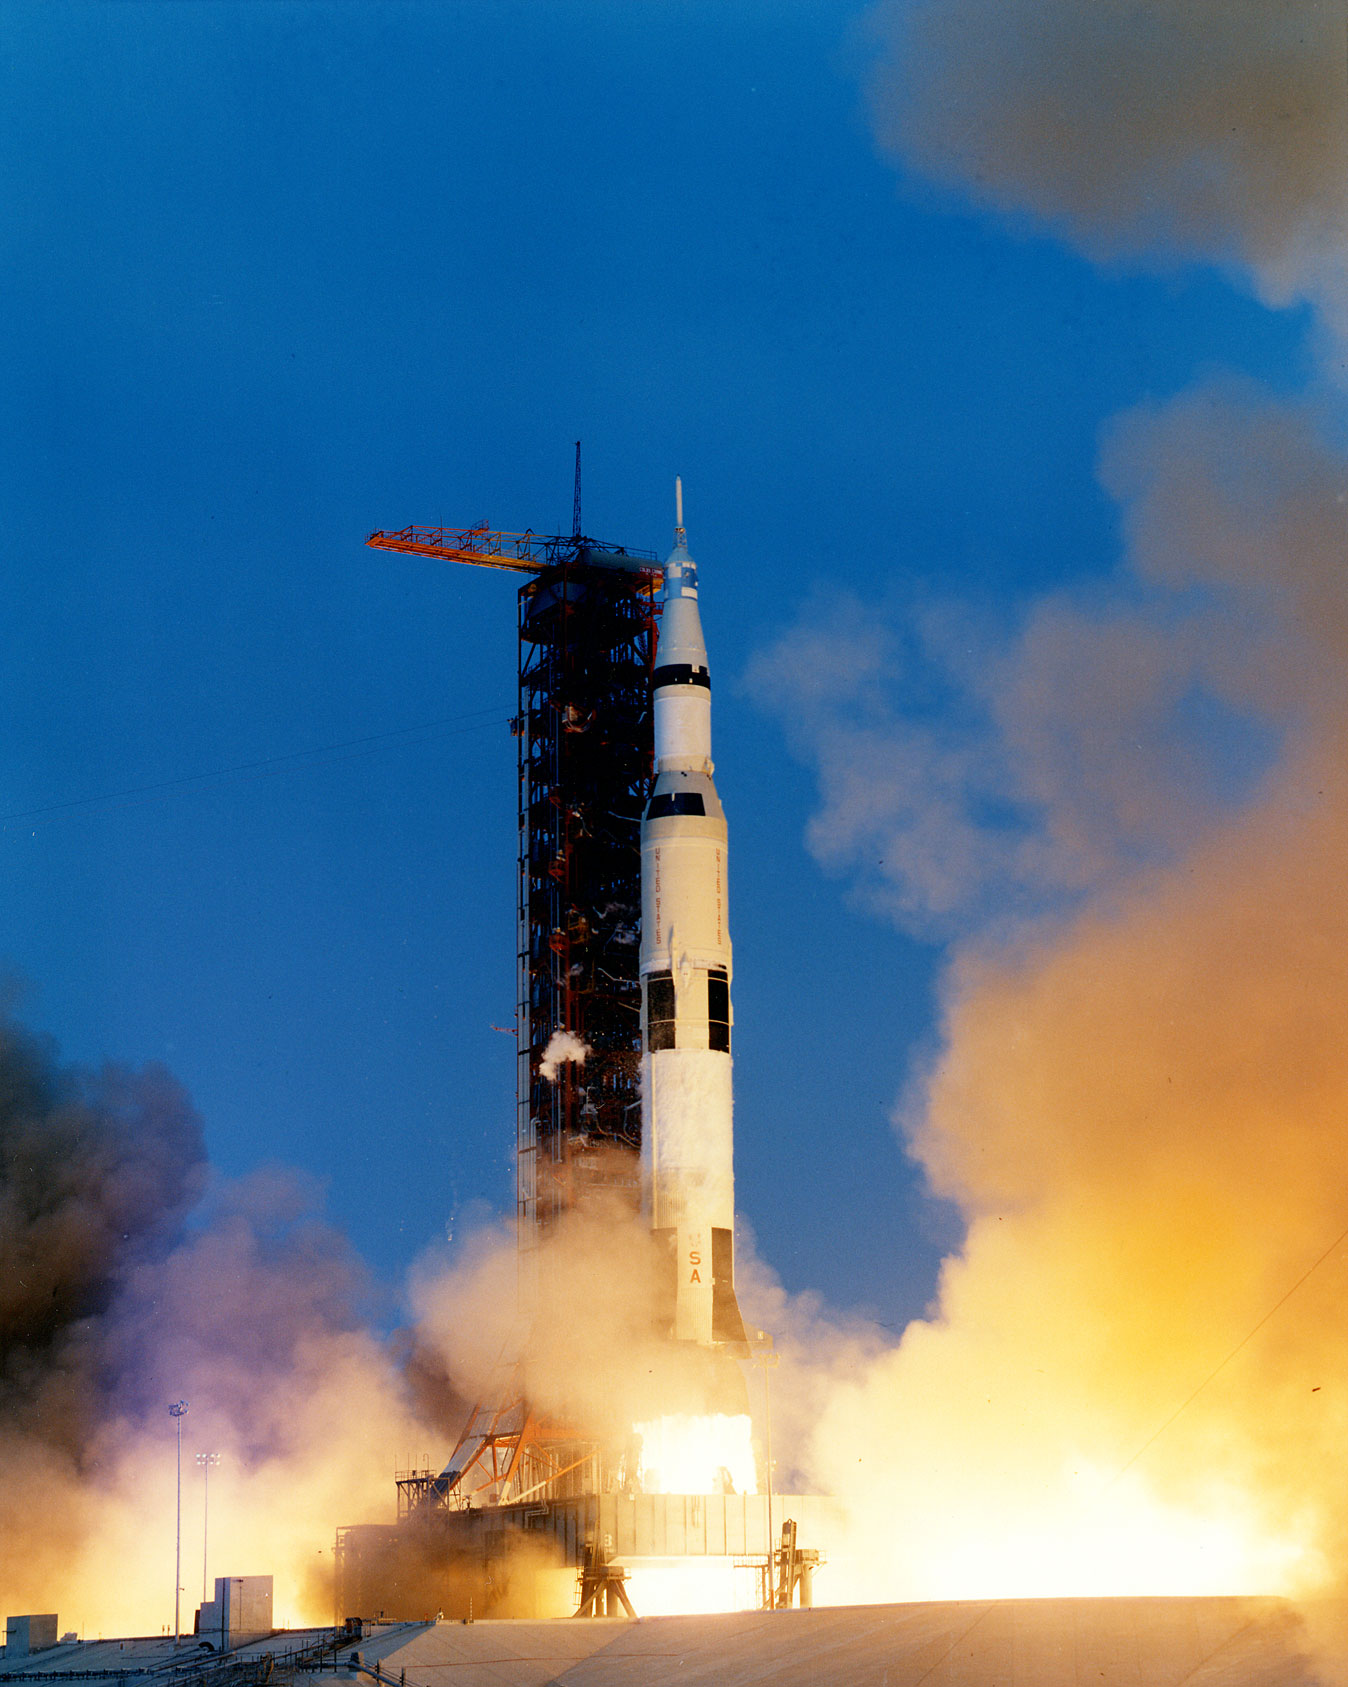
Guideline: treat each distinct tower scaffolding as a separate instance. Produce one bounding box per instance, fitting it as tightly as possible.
[367,504,659,1289]
[515,553,659,1287]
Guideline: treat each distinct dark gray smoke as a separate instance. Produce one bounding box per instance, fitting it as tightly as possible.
[0,1008,431,1631]
[0,1015,207,1458]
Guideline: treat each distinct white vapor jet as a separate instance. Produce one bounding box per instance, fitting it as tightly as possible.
[640,481,748,1351]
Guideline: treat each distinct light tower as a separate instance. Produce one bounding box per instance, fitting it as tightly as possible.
[168,1401,189,1643]
[196,1451,221,1601]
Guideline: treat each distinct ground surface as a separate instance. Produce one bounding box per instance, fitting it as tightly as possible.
[344,1597,1320,1686]
[0,1602,1325,1686]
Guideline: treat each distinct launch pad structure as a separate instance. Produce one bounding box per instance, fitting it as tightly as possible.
[369,482,662,1263]
[511,529,660,1254]
[368,483,663,1521]
[348,466,827,1620]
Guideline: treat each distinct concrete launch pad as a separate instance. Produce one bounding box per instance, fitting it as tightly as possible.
[338,1596,1321,1686]
[0,1600,1326,1685]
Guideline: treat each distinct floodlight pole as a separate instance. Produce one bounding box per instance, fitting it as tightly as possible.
[197,1452,220,1602]
[752,1338,780,1609]
[169,1401,189,1645]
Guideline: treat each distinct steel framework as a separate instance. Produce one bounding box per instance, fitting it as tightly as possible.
[366,489,658,1534]
[515,554,659,1265]
[367,514,659,1266]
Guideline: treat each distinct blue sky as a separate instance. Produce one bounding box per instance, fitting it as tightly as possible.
[1,0,1311,1331]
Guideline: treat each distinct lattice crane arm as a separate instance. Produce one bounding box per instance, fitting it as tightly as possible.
[366,523,660,578]
[367,525,551,574]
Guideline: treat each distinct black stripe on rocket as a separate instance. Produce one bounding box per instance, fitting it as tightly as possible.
[645,791,706,819]
[652,663,710,689]
[644,966,730,1053]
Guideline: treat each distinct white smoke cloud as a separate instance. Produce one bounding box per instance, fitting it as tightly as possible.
[865,0,1348,348]
[740,0,1348,1643]
[538,1029,591,1081]
[745,376,1327,937]
[741,375,1348,1615]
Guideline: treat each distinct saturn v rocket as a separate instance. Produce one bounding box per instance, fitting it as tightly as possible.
[640,484,748,1352]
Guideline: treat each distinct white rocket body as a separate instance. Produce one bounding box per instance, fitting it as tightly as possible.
[640,496,746,1350]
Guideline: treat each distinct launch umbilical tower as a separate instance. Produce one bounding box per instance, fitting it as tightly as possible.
[367,469,660,1281]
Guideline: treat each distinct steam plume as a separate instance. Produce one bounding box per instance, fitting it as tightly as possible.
[0,1015,431,1636]
[411,1198,748,1445]
[745,0,1348,1614]
[539,1030,590,1082]
[749,375,1348,1616]
[866,0,1348,339]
